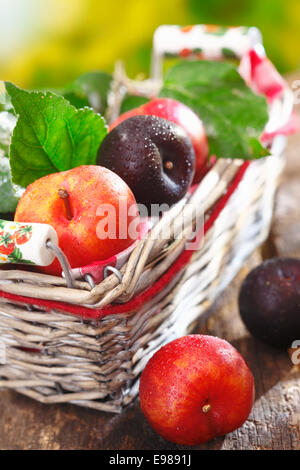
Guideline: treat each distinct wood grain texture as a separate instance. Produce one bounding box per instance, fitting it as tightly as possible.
[0,74,299,450]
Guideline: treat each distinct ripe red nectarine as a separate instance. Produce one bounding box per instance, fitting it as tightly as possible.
[139,334,255,446]
[15,165,140,276]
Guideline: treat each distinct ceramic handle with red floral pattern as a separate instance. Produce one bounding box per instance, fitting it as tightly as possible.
[151,24,263,79]
[0,219,58,266]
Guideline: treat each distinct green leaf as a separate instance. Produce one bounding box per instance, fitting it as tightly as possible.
[63,72,112,114]
[5,82,108,187]
[0,155,20,213]
[160,61,270,160]
[120,94,149,114]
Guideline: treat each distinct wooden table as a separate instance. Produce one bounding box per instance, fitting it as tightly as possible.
[0,77,299,451]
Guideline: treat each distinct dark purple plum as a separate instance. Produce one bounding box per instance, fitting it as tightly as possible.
[97,115,195,211]
[238,258,300,348]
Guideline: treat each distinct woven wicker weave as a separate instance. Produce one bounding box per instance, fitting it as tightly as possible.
[0,25,292,412]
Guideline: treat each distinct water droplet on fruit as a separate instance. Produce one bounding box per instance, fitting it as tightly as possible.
[97,114,195,210]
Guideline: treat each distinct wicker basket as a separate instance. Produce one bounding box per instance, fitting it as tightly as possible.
[0,25,293,413]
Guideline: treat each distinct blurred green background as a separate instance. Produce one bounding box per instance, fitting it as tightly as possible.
[0,0,300,89]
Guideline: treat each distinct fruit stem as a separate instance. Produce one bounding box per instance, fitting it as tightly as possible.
[164,160,174,170]
[58,188,73,220]
[202,404,211,413]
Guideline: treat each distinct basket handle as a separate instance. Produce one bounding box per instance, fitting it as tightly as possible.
[151,24,264,80]
[0,219,74,287]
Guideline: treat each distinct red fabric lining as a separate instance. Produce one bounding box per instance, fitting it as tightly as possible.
[0,161,250,320]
